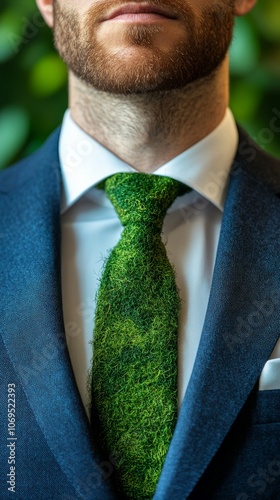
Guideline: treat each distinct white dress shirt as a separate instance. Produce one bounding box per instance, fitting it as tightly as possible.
[59,108,279,420]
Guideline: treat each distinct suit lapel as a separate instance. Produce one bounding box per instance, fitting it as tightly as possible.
[0,130,117,499]
[154,139,280,498]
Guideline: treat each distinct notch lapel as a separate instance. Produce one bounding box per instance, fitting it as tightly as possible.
[0,130,117,499]
[154,141,280,498]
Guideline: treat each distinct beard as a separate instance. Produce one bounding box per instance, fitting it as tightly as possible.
[53,0,234,95]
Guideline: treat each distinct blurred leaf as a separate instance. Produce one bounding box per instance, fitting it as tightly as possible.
[230,82,262,121]
[0,10,23,62]
[252,0,280,42]
[20,40,52,69]
[29,54,68,96]
[0,107,29,170]
[230,17,260,75]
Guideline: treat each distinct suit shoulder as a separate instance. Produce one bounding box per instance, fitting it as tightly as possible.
[0,127,61,192]
[236,126,280,193]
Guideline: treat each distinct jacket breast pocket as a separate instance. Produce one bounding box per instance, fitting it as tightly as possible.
[251,389,280,425]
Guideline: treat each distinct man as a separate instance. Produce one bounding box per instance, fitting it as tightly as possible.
[1,0,280,498]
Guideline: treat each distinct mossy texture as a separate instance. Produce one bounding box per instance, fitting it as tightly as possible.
[91,173,189,499]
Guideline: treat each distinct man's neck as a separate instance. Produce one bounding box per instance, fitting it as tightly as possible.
[69,58,229,173]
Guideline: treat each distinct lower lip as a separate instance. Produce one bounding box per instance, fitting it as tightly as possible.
[108,13,172,22]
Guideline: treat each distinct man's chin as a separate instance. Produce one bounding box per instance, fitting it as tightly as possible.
[73,69,189,95]
[69,50,195,95]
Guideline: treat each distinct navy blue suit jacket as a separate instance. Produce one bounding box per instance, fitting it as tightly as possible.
[1,127,280,499]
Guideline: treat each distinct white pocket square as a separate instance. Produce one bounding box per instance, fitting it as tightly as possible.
[259,358,280,391]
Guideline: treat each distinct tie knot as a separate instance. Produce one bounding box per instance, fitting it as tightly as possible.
[103,173,189,229]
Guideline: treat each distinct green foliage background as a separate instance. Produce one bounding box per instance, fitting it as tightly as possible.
[0,0,280,170]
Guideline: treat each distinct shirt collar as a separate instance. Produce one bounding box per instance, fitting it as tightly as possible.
[59,108,238,214]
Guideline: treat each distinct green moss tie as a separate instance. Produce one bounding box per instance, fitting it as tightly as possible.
[90,173,189,499]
